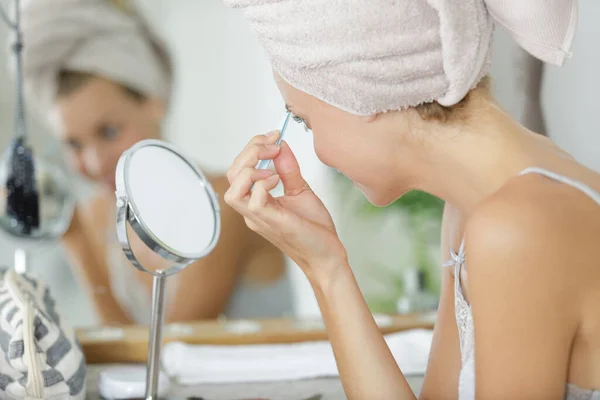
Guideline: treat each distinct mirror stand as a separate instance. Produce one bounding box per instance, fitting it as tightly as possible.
[146,271,167,400]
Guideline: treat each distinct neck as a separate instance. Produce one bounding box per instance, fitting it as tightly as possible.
[407,101,553,216]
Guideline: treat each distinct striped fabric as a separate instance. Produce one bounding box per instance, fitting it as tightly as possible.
[0,268,86,399]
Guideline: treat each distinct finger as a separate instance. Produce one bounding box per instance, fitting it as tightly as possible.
[225,168,275,209]
[273,141,311,196]
[227,139,281,183]
[248,174,280,212]
[244,216,261,233]
[251,130,280,146]
[227,132,278,182]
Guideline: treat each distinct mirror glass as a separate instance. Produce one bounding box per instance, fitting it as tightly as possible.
[125,143,218,259]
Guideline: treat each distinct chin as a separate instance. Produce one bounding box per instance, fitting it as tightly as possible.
[367,195,399,208]
[354,183,400,207]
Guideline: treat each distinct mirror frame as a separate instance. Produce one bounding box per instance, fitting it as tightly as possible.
[114,139,221,276]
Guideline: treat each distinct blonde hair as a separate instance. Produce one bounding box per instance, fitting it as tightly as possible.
[416,76,491,123]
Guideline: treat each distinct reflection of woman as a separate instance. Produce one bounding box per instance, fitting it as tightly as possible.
[224,2,600,399]
[18,0,292,325]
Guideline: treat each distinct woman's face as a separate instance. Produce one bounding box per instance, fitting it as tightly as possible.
[51,77,164,191]
[275,74,417,206]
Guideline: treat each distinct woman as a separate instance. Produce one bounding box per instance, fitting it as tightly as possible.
[223,1,598,399]
[18,0,291,325]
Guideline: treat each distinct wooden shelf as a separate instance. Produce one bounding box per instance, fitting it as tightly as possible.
[77,313,436,364]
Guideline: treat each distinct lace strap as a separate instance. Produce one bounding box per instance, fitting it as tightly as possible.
[519,167,600,206]
[443,235,467,300]
[443,235,466,268]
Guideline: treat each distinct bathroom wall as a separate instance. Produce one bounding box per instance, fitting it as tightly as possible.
[0,0,598,325]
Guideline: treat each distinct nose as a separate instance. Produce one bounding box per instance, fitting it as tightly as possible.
[81,146,113,182]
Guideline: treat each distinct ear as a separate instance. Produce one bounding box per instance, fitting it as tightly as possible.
[363,113,380,123]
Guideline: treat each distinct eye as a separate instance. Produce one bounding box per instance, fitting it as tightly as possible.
[66,139,82,151]
[292,114,310,132]
[100,124,120,140]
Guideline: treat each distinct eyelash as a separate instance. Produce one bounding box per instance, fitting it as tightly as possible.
[291,114,309,131]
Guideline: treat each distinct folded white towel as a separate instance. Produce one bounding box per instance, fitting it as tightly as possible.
[162,329,433,385]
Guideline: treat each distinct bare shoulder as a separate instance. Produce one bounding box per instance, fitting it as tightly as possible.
[465,172,600,284]
[463,173,600,397]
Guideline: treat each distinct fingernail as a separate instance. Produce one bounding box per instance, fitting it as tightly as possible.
[265,130,279,137]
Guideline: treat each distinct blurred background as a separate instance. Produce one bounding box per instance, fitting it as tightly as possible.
[0,0,598,328]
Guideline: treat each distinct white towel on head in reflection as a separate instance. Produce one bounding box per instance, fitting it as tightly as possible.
[161,329,433,384]
[224,0,578,115]
[14,0,171,113]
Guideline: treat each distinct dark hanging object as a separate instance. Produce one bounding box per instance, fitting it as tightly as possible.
[1,0,40,236]
[6,138,40,235]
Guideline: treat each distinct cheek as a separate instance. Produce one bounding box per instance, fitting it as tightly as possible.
[127,116,161,143]
[312,135,328,165]
[312,131,339,170]
[114,124,154,155]
[116,131,141,151]
[312,128,363,177]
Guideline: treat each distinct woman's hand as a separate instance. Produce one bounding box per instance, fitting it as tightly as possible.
[224,131,347,282]
[226,133,416,400]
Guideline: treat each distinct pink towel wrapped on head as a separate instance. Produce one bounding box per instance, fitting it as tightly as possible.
[225,0,578,115]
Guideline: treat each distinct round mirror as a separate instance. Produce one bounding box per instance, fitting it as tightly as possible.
[114,139,221,399]
[115,139,221,275]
